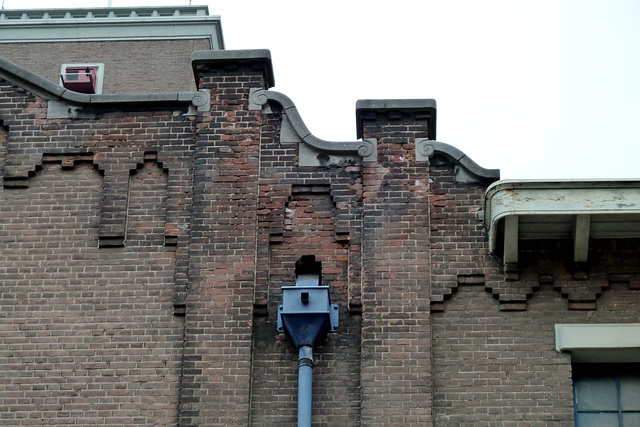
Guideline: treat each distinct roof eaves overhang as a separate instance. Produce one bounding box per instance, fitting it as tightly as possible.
[484,179,640,264]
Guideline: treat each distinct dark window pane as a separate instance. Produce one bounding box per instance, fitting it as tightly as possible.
[577,412,619,427]
[575,376,618,411]
[620,375,640,411]
[621,413,640,427]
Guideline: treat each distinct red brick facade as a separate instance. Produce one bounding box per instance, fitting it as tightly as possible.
[1,49,639,426]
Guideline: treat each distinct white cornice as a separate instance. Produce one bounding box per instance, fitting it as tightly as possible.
[484,179,640,265]
[0,6,224,49]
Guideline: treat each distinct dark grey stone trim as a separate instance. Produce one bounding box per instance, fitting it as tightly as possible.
[191,49,275,89]
[0,56,67,100]
[416,139,500,182]
[0,56,210,117]
[250,88,377,163]
[356,98,437,139]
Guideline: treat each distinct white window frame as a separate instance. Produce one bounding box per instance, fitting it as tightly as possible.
[60,63,105,94]
[556,324,640,426]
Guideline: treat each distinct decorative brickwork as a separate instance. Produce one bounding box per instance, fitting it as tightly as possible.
[0,124,182,427]
[249,98,364,423]
[432,238,640,313]
[428,154,496,310]
[251,188,361,425]
[0,77,194,426]
[432,281,640,425]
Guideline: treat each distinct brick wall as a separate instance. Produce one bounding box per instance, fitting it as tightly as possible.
[251,188,361,425]
[178,64,264,426]
[428,155,494,311]
[0,80,188,425]
[2,50,640,426]
[432,269,640,426]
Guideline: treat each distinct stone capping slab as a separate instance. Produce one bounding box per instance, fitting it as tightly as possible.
[355,98,437,139]
[556,323,640,351]
[0,56,210,114]
[249,88,377,163]
[191,49,275,89]
[416,139,500,182]
[555,323,640,362]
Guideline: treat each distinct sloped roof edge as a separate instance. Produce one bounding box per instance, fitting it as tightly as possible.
[0,56,209,110]
[249,88,377,163]
[416,139,500,182]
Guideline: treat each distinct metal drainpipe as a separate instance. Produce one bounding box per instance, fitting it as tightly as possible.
[277,271,339,427]
[297,345,314,427]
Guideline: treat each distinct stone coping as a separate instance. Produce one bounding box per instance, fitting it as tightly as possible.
[355,98,437,139]
[0,55,209,111]
[191,49,275,89]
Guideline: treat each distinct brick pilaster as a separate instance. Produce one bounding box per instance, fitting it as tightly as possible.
[178,51,272,426]
[358,100,435,425]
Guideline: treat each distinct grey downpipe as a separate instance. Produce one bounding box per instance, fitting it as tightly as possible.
[297,345,313,427]
[277,267,338,427]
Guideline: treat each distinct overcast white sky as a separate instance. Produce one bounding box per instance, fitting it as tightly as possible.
[3,0,640,180]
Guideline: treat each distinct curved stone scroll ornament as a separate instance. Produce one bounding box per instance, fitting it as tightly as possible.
[249,88,377,164]
[185,89,211,112]
[416,138,500,183]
